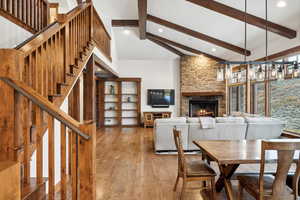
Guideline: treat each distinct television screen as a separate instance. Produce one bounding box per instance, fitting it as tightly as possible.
[147,89,175,106]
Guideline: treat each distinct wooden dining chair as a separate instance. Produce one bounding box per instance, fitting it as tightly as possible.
[173,129,216,200]
[144,113,153,128]
[237,139,300,200]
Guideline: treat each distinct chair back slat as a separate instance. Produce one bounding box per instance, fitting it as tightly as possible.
[173,129,187,176]
[259,140,300,200]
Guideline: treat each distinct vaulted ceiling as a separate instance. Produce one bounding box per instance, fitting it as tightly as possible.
[94,0,300,61]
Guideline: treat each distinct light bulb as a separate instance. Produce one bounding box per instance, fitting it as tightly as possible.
[249,67,256,80]
[294,69,299,78]
[293,62,299,78]
[256,66,264,81]
[277,66,285,81]
[216,68,224,81]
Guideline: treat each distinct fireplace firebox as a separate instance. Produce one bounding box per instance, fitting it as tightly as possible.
[189,100,218,117]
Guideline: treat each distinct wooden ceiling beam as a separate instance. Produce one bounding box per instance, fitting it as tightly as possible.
[138,0,147,39]
[112,20,139,27]
[148,37,185,57]
[186,0,297,39]
[147,15,251,56]
[146,32,225,61]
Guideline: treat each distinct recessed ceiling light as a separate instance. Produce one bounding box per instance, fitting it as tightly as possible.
[158,28,164,33]
[212,48,217,52]
[123,29,130,35]
[276,0,286,8]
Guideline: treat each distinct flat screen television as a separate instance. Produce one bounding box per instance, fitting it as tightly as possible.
[147,89,175,107]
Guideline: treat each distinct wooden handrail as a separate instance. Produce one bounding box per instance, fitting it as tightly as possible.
[0,77,90,140]
[16,2,91,55]
[93,6,111,60]
[0,0,50,33]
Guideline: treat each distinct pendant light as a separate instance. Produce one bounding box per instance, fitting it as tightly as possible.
[271,64,277,78]
[256,65,264,81]
[293,61,299,78]
[216,66,224,81]
[277,65,285,80]
[249,65,256,80]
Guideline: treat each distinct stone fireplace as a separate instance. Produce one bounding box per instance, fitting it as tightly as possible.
[180,55,226,116]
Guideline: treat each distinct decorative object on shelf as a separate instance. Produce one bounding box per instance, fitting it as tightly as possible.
[216,0,298,82]
[110,85,115,94]
[108,106,116,110]
[127,97,131,102]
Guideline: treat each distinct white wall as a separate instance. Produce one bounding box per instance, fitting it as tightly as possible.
[0,16,32,48]
[117,59,181,117]
[30,98,69,187]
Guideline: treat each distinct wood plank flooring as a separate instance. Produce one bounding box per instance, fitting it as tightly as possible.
[95,127,277,200]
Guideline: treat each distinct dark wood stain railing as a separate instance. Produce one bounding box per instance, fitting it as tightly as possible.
[0,78,96,200]
[93,7,111,61]
[15,3,93,102]
[0,2,97,199]
[0,0,50,33]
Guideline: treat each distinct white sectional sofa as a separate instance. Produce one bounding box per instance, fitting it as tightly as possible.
[154,116,285,152]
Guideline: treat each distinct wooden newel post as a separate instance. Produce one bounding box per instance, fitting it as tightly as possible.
[0,49,25,161]
[78,122,96,200]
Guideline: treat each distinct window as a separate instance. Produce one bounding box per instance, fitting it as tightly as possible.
[251,82,265,115]
[229,85,245,114]
[270,78,300,133]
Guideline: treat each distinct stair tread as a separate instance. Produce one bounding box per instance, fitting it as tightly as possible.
[22,178,48,200]
[48,94,62,97]
[70,64,79,69]
[57,82,69,86]
[66,73,75,77]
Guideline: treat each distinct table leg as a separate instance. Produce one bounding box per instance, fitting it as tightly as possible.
[215,164,239,200]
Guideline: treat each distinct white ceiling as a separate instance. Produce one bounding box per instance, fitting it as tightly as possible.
[94,0,300,61]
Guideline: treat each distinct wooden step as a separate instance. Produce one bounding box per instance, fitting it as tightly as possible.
[66,72,75,77]
[57,83,69,94]
[0,161,20,200]
[22,178,47,200]
[48,94,62,102]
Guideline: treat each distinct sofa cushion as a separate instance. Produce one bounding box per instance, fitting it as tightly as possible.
[187,117,199,123]
[216,117,245,124]
[245,117,285,125]
[231,112,260,117]
[155,117,187,124]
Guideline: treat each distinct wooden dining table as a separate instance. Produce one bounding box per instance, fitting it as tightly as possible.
[193,140,300,200]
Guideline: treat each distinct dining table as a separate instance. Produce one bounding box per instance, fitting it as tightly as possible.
[193,140,300,200]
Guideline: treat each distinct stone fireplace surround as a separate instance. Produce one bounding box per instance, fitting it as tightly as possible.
[180,55,226,116]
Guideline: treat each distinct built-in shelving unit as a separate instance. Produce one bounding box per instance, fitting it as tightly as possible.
[96,78,141,127]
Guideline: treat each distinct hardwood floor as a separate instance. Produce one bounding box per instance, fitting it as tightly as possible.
[95,127,276,200]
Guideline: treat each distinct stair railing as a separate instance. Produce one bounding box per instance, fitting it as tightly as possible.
[1,77,96,200]
[93,7,111,61]
[0,0,50,33]
[14,2,93,105]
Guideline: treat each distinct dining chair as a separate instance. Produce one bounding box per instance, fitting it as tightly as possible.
[162,113,170,118]
[144,113,153,128]
[237,139,300,200]
[173,128,216,200]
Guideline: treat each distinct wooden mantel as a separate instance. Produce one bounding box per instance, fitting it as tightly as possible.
[181,91,224,97]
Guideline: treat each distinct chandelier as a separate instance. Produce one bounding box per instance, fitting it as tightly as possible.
[216,0,300,82]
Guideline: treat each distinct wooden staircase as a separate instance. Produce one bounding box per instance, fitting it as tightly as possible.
[0,1,111,199]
